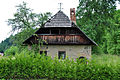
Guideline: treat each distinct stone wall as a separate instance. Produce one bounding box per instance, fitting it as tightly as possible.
[39,45,91,59]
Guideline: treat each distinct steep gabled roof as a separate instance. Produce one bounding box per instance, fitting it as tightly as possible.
[44,10,71,27]
[23,10,97,46]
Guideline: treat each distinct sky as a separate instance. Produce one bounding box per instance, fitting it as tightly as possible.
[0,0,79,43]
[0,0,120,43]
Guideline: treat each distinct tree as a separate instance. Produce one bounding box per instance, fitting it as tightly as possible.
[0,36,13,52]
[8,2,51,32]
[106,10,120,54]
[7,2,51,46]
[76,0,120,54]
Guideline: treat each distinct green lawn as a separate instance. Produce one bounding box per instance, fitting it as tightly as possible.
[92,54,120,66]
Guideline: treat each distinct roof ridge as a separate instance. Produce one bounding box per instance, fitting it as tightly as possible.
[44,10,71,27]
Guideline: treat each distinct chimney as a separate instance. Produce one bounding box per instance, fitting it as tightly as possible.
[70,8,76,24]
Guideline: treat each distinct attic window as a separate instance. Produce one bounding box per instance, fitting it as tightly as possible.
[51,29,60,34]
[71,11,74,15]
[39,29,50,34]
[70,30,76,34]
[71,10,74,12]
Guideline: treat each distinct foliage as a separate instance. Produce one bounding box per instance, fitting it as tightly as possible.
[3,35,46,56]
[4,46,19,56]
[76,0,120,54]
[6,2,51,49]
[11,28,36,46]
[0,2,51,53]
[7,2,51,32]
[92,54,120,66]
[0,53,120,79]
[105,10,120,55]
[0,36,13,52]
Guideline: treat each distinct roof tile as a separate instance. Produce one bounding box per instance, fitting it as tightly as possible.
[45,10,71,27]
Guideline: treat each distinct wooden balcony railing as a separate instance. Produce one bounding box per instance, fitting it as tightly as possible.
[35,34,89,44]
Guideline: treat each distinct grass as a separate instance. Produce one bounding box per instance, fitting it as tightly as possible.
[92,54,120,66]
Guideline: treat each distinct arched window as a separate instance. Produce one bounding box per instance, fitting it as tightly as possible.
[78,56,87,64]
[79,56,85,59]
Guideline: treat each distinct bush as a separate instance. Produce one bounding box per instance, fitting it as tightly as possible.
[4,46,19,56]
[0,53,120,79]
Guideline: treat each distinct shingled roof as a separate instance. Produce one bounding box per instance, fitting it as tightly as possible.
[23,10,97,46]
[44,10,71,27]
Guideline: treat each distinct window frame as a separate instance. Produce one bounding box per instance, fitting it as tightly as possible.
[58,51,66,59]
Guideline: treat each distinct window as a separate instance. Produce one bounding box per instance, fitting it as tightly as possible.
[58,51,66,59]
[39,29,50,34]
[40,51,47,56]
[51,29,59,34]
[78,56,87,64]
[79,56,85,59]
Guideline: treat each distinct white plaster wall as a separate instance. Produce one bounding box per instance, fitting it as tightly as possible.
[45,45,91,59]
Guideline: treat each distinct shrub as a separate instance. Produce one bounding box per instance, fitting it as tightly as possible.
[4,46,19,56]
[0,53,120,79]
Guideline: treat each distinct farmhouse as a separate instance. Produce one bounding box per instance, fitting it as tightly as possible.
[23,8,97,59]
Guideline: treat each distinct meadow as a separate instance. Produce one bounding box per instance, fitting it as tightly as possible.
[92,54,120,66]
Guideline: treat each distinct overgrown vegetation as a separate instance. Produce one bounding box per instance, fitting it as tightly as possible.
[0,53,120,79]
[92,54,120,66]
[76,0,120,54]
[0,36,13,52]
[4,46,19,56]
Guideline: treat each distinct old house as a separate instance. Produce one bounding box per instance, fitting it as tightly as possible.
[23,8,97,59]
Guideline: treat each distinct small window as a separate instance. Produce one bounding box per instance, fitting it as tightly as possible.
[39,29,50,34]
[78,56,87,64]
[51,29,59,34]
[58,51,66,59]
[40,51,47,56]
[79,56,85,59]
